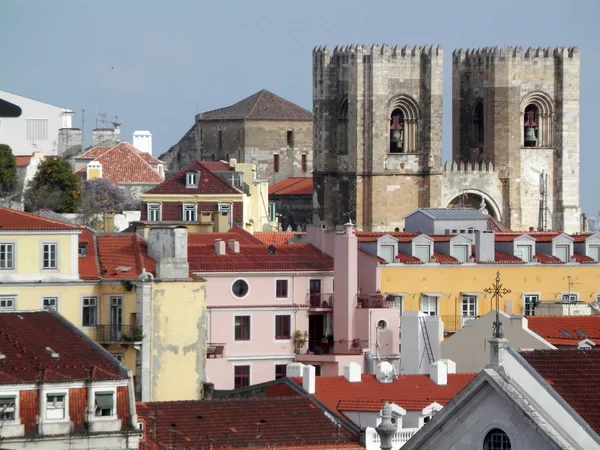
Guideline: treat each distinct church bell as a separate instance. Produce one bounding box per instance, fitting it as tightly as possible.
[391,129,403,144]
[524,127,537,145]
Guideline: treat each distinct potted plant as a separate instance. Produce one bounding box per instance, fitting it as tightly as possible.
[293,330,309,354]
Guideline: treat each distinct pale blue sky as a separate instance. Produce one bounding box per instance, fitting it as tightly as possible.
[1,0,599,216]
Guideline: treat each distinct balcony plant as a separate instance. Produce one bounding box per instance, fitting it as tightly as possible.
[293,330,309,354]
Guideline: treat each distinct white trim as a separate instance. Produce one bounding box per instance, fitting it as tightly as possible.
[0,230,81,236]
[0,240,16,272]
[233,313,252,343]
[0,389,21,424]
[228,354,296,361]
[523,293,540,316]
[231,278,250,300]
[182,203,197,222]
[274,277,291,300]
[195,271,334,277]
[70,233,78,276]
[91,387,117,419]
[147,203,161,222]
[81,295,99,328]
[41,295,59,312]
[42,388,69,422]
[0,294,17,312]
[560,292,579,303]
[41,241,59,271]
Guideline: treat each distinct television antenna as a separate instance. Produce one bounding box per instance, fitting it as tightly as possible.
[530,167,550,231]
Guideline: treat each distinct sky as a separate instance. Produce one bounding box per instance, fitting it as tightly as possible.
[1,0,599,216]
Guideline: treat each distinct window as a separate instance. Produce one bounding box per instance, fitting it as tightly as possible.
[268,203,276,222]
[389,108,405,153]
[414,245,430,263]
[78,243,88,257]
[275,315,291,339]
[524,294,539,316]
[484,428,511,450]
[235,316,250,341]
[147,203,161,222]
[301,154,308,173]
[276,280,288,298]
[183,204,197,222]
[275,364,287,379]
[461,295,477,322]
[82,296,97,327]
[589,246,600,262]
[111,353,123,362]
[380,245,395,264]
[555,245,569,262]
[561,293,578,304]
[0,243,14,269]
[234,365,250,389]
[218,203,232,214]
[232,279,249,298]
[43,297,58,311]
[523,104,539,147]
[26,118,49,140]
[0,396,15,420]
[473,98,484,146]
[0,297,15,312]
[46,393,66,420]
[287,130,294,148]
[420,296,437,315]
[42,243,57,269]
[218,129,223,150]
[377,320,388,331]
[273,154,280,173]
[453,245,469,263]
[94,391,114,416]
[186,171,199,187]
[515,245,531,263]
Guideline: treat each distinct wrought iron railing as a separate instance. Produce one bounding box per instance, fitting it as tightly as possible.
[307,293,334,308]
[96,325,143,343]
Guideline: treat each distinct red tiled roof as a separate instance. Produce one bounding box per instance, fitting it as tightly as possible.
[359,250,387,264]
[188,243,333,272]
[356,232,420,243]
[432,251,460,264]
[14,155,31,166]
[572,252,597,264]
[521,349,600,434]
[535,252,565,264]
[200,161,232,171]
[0,206,82,231]
[97,234,156,279]
[0,311,125,384]
[269,177,313,196]
[75,146,112,160]
[494,233,524,242]
[573,234,595,243]
[207,304,309,309]
[396,251,423,264]
[291,374,476,413]
[429,235,454,242]
[254,231,304,246]
[76,142,164,184]
[136,396,360,449]
[78,228,100,280]
[189,226,265,246]
[527,232,562,242]
[527,316,600,346]
[137,151,163,165]
[145,161,241,195]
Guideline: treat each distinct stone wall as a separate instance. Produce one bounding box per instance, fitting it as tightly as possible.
[158,124,199,174]
[271,194,312,231]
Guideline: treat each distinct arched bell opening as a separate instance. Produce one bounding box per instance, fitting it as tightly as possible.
[389,108,405,153]
[523,104,539,147]
[447,192,500,221]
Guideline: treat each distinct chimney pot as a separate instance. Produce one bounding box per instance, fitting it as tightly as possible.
[227,239,240,253]
[429,361,448,386]
[286,362,305,378]
[214,239,226,255]
[343,362,362,382]
[302,365,316,394]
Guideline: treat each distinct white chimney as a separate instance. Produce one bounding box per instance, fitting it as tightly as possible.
[429,361,448,386]
[475,230,495,262]
[286,362,305,378]
[214,239,226,255]
[133,130,153,154]
[376,361,395,384]
[227,239,240,254]
[439,359,456,374]
[343,362,361,382]
[302,365,316,394]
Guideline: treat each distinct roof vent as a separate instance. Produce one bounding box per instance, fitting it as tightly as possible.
[268,245,276,255]
[45,347,59,358]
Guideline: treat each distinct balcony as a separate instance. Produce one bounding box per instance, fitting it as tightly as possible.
[96,325,143,344]
[206,343,225,358]
[364,427,420,449]
[308,339,332,355]
[308,293,334,309]
[357,294,388,309]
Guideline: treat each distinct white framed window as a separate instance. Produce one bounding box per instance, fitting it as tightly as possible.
[561,293,578,304]
[78,243,88,257]
[524,294,539,316]
[42,297,58,312]
[42,243,58,269]
[0,243,15,270]
[110,353,123,362]
[555,245,570,262]
[186,171,199,187]
[461,295,477,326]
[46,393,66,420]
[0,395,16,421]
[420,295,438,315]
[452,245,469,263]
[182,204,197,222]
[218,203,232,214]
[414,245,430,263]
[268,203,276,222]
[82,296,97,327]
[0,297,16,312]
[147,203,161,222]
[589,246,600,262]
[515,245,531,262]
[94,391,115,417]
[380,245,395,263]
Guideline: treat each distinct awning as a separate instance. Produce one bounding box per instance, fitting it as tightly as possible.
[386,292,409,296]
[421,292,446,297]
[461,292,484,296]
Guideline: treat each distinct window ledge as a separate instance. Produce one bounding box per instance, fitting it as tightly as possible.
[0,422,24,438]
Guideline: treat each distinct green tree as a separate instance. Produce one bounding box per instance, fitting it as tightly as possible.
[0,144,17,197]
[24,158,81,213]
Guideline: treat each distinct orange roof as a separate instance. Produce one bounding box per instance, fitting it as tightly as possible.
[269,177,313,195]
[189,226,264,246]
[527,316,600,346]
[254,231,304,246]
[76,142,164,184]
[291,373,475,413]
[75,146,112,160]
[78,228,100,280]
[356,232,420,243]
[0,206,81,231]
[97,234,156,279]
[15,155,31,166]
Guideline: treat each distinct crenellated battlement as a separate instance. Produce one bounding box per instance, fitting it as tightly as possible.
[442,160,497,173]
[313,44,442,60]
[453,46,579,65]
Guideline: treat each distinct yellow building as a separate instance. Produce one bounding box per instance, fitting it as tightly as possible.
[0,207,207,402]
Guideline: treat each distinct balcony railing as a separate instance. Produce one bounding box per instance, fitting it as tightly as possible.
[206,343,225,358]
[308,293,334,308]
[357,294,388,309]
[96,325,143,343]
[364,427,420,449]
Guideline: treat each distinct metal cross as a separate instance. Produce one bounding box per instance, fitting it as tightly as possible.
[484,271,511,338]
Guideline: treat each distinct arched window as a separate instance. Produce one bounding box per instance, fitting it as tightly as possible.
[484,428,511,450]
[523,104,539,147]
[338,99,348,155]
[473,99,484,147]
[390,108,405,153]
[388,95,420,153]
[521,92,554,148]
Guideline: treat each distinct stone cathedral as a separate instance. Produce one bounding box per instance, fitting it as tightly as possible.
[312,45,580,233]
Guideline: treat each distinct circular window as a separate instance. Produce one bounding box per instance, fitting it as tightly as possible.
[377,320,387,331]
[484,428,511,450]
[232,279,249,298]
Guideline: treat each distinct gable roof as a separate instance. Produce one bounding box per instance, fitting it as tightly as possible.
[74,146,112,160]
[136,396,361,449]
[189,226,265,246]
[198,89,312,122]
[144,161,241,195]
[96,234,157,279]
[269,177,313,196]
[0,205,82,231]
[0,311,126,384]
[405,208,489,221]
[76,142,164,184]
[527,316,600,346]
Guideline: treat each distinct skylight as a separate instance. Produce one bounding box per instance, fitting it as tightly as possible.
[575,329,587,337]
[559,330,572,338]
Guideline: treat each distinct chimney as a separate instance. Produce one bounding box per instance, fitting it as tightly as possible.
[333,222,358,353]
[375,361,395,384]
[439,359,456,374]
[475,230,495,262]
[375,403,397,450]
[302,364,316,394]
[92,128,119,147]
[103,212,115,232]
[203,382,214,400]
[214,239,226,255]
[227,239,240,253]
[343,362,361,382]
[215,212,230,232]
[429,361,448,386]
[147,226,189,279]
[133,130,153,154]
[286,362,305,378]
[86,161,102,180]
[57,128,82,158]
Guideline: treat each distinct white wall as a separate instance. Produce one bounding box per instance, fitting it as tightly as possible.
[400,312,443,375]
[0,90,73,156]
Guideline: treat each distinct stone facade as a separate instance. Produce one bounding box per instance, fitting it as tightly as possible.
[159,124,199,176]
[313,44,581,233]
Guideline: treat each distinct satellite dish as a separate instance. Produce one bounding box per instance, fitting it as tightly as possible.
[268,245,276,255]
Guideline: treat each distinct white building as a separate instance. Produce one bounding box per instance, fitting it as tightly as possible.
[0,90,78,156]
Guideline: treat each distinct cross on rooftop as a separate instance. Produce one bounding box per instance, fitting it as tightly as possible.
[484,271,511,339]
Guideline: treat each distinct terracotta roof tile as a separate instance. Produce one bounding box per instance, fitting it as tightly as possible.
[494,233,524,242]
[527,232,562,242]
[269,177,313,196]
[521,349,600,434]
[97,234,156,279]
[75,146,112,159]
[14,155,31,167]
[136,396,360,449]
[78,228,100,280]
[254,231,304,246]
[189,226,264,246]
[198,89,312,122]
[396,251,423,264]
[359,250,387,264]
[0,206,82,231]
[572,252,596,264]
[189,243,333,272]
[0,311,125,384]
[572,234,596,243]
[535,252,565,264]
[428,235,454,242]
[291,374,475,414]
[432,251,460,264]
[145,161,241,195]
[356,232,420,243]
[527,316,600,346]
[473,250,525,264]
[76,142,164,184]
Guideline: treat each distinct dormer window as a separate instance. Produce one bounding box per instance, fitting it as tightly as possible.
[555,245,570,262]
[186,171,199,188]
[414,245,430,263]
[515,245,531,262]
[78,242,88,257]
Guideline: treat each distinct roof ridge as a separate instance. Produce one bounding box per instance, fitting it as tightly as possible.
[76,145,113,160]
[246,89,267,119]
[0,206,82,230]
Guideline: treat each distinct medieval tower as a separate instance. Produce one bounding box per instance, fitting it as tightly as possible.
[313,44,581,233]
